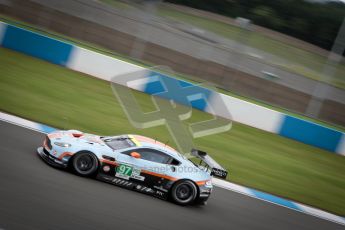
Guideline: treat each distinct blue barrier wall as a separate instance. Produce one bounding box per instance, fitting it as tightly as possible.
[2,25,73,66]
[279,115,343,152]
[144,71,213,111]
[1,22,344,155]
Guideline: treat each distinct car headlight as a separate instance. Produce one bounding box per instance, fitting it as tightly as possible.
[205,180,212,187]
[54,142,72,148]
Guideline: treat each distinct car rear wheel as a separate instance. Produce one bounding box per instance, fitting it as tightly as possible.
[171,180,198,205]
[72,152,98,177]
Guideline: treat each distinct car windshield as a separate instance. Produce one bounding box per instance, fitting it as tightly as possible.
[102,137,136,150]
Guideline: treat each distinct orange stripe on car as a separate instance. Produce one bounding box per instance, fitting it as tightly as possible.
[48,133,64,139]
[100,159,119,166]
[43,139,49,150]
[196,180,208,186]
[141,170,177,181]
[58,152,73,160]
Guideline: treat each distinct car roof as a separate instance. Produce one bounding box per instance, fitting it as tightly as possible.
[128,135,186,161]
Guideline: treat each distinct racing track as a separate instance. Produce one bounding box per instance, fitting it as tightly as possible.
[0,120,343,230]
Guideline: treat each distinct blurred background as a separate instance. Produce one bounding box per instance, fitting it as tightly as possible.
[1,0,345,218]
[1,0,344,127]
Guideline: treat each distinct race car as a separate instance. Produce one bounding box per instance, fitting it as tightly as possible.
[37,130,228,205]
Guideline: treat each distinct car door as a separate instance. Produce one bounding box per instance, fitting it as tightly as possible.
[115,148,173,184]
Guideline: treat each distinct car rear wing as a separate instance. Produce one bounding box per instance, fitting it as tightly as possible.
[191,149,228,179]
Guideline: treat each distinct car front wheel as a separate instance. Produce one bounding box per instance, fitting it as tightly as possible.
[171,180,198,205]
[72,151,99,177]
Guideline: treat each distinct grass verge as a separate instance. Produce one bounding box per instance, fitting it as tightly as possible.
[1,47,344,215]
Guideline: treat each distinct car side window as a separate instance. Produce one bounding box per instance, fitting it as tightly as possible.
[122,148,172,164]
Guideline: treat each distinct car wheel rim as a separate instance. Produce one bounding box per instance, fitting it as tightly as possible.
[176,184,192,200]
[76,155,94,172]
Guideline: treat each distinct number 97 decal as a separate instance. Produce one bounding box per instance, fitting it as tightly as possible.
[116,164,133,179]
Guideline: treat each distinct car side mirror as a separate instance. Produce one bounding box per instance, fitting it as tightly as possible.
[130,152,141,159]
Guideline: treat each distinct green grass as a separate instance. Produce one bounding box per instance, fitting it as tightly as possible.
[1,47,345,215]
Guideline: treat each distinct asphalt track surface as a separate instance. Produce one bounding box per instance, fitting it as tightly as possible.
[0,120,343,230]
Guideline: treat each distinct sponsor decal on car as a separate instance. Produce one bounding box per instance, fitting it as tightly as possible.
[115,163,145,181]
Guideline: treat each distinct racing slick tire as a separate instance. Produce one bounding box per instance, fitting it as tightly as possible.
[71,151,99,177]
[170,180,198,205]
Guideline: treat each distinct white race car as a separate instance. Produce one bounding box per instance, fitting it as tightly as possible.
[37,130,228,205]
